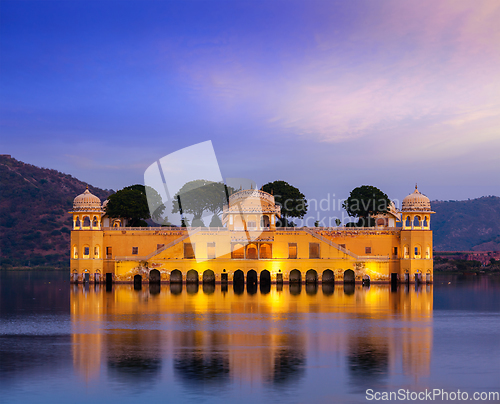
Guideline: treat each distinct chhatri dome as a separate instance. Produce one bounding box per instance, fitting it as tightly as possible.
[72,186,103,212]
[401,184,431,212]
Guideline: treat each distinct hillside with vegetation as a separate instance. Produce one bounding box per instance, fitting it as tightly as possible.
[0,155,112,267]
[431,196,500,251]
[1,155,499,268]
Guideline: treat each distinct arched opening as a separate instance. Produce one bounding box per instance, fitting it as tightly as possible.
[83,216,91,228]
[134,274,142,289]
[149,269,161,284]
[203,269,215,284]
[72,270,78,283]
[73,245,78,259]
[426,271,431,283]
[113,219,121,228]
[92,216,98,228]
[414,244,421,259]
[413,216,421,227]
[426,246,431,259]
[289,269,302,284]
[404,245,409,259]
[261,215,270,228]
[233,269,244,284]
[246,244,258,259]
[376,218,385,227]
[94,270,101,284]
[94,245,100,258]
[423,216,429,227]
[186,269,199,284]
[75,217,81,229]
[322,269,334,283]
[259,243,272,259]
[231,243,245,259]
[247,269,257,285]
[405,216,411,228]
[305,269,318,284]
[260,270,271,285]
[170,269,182,283]
[83,245,90,259]
[344,269,355,284]
[260,272,271,294]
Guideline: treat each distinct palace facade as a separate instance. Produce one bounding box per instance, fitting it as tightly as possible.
[69,186,434,284]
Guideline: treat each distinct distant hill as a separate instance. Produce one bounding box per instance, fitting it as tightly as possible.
[432,197,500,251]
[1,155,499,267]
[0,155,112,267]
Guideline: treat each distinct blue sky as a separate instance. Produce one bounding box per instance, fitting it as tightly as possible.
[1,0,499,222]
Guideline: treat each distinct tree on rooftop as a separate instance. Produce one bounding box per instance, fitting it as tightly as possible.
[262,180,307,227]
[342,185,390,227]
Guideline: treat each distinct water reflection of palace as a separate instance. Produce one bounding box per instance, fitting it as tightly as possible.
[71,284,432,388]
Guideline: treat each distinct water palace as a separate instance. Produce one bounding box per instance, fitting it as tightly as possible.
[69,186,434,285]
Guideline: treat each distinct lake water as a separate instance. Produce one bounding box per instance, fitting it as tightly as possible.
[1,271,499,403]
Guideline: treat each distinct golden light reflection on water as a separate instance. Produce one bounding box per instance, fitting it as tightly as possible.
[71,283,433,388]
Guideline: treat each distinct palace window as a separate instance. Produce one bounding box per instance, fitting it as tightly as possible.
[414,245,421,259]
[405,217,411,227]
[106,246,112,259]
[207,242,216,259]
[231,243,244,259]
[414,216,421,227]
[393,247,398,256]
[132,247,138,255]
[339,244,346,250]
[184,243,195,259]
[260,243,272,259]
[404,245,409,259]
[247,221,257,229]
[73,245,78,259]
[83,216,91,228]
[157,244,165,251]
[365,247,372,254]
[309,243,320,259]
[288,243,297,259]
[83,246,90,259]
[426,246,431,259]
[94,245,100,258]
[92,216,98,227]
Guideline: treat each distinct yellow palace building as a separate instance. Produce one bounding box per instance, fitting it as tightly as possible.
[69,186,434,285]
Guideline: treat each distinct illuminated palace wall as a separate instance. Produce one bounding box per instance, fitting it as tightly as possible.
[70,187,434,284]
[70,284,433,385]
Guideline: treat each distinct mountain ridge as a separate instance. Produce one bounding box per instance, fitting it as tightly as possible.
[0,155,499,267]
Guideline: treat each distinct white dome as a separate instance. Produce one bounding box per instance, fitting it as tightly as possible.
[72,187,103,212]
[401,186,431,212]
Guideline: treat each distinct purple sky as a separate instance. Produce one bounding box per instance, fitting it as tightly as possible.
[1,1,499,222]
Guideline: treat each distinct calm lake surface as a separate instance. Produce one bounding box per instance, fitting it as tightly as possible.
[1,271,499,404]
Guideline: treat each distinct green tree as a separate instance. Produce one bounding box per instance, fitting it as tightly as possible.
[124,184,166,223]
[262,180,308,227]
[342,185,390,227]
[172,180,234,226]
[105,187,151,227]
